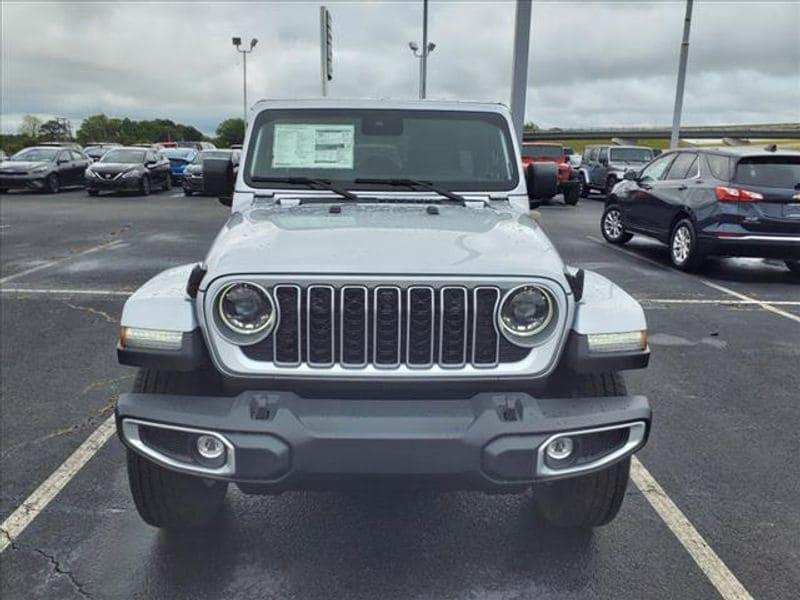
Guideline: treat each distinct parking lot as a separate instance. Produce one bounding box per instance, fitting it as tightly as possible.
[1,188,798,599]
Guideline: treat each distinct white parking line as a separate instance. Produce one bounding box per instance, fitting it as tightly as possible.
[0,287,132,297]
[631,457,754,600]
[0,415,116,554]
[0,239,123,285]
[641,298,800,306]
[586,235,672,270]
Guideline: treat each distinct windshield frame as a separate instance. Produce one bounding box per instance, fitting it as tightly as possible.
[99,149,146,164]
[243,108,520,193]
[10,147,59,162]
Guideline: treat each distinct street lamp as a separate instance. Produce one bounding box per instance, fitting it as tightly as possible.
[408,0,435,99]
[233,37,258,127]
[408,42,435,99]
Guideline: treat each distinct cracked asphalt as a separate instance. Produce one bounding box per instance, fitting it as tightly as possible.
[1,189,798,599]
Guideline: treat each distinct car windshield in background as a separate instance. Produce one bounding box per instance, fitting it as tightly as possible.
[192,150,231,164]
[162,149,195,160]
[735,156,800,188]
[11,148,58,162]
[246,109,518,191]
[100,149,145,164]
[610,148,653,162]
[522,145,562,159]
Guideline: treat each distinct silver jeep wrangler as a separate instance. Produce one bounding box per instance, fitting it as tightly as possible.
[116,100,651,530]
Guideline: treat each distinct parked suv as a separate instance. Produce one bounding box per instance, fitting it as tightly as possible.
[521,142,580,205]
[116,100,651,531]
[601,146,800,273]
[580,145,655,197]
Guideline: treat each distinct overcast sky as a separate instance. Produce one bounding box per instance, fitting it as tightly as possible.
[1,1,798,136]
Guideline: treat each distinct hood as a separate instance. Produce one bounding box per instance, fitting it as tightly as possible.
[202,203,567,282]
[0,160,49,172]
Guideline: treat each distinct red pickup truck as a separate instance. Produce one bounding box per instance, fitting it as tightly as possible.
[521,142,580,205]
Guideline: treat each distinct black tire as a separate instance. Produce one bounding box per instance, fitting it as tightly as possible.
[579,174,590,198]
[785,260,800,276]
[88,189,99,197]
[670,218,703,271]
[126,369,228,529]
[162,173,172,191]
[564,184,580,206]
[140,175,151,196]
[529,199,541,210]
[184,188,194,197]
[604,175,617,196]
[601,205,633,244]
[45,173,60,194]
[534,371,632,528]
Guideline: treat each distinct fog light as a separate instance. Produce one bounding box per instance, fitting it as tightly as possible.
[546,437,574,461]
[196,435,225,460]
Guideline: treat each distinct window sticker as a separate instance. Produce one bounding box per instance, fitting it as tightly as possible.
[272,124,354,169]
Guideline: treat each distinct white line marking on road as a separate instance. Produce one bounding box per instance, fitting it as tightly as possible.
[699,280,800,324]
[641,298,800,306]
[0,287,132,297]
[586,235,672,270]
[631,457,754,600]
[0,239,124,285]
[0,415,116,554]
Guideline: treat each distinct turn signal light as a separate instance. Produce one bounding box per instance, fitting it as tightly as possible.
[120,327,183,351]
[715,186,764,202]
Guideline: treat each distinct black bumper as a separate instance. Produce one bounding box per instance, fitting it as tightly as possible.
[116,389,650,492]
[0,175,46,190]
[86,176,141,192]
[182,176,204,192]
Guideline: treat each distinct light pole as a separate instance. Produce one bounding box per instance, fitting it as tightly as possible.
[232,36,258,127]
[670,0,693,149]
[408,0,435,99]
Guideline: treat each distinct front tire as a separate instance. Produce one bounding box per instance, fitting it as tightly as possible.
[45,173,60,194]
[579,175,590,198]
[563,184,580,206]
[604,175,617,196]
[125,369,228,529]
[162,173,172,191]
[601,205,633,244]
[184,188,194,197]
[140,175,151,196]
[534,372,632,528]
[670,218,703,271]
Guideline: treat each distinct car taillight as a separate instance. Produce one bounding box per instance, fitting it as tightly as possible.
[715,186,764,202]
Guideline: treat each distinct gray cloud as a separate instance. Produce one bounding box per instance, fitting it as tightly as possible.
[1,1,798,135]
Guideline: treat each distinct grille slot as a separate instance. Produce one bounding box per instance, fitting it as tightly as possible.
[241,283,520,369]
[373,287,402,367]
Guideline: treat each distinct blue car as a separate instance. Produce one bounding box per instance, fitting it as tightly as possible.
[160,148,198,184]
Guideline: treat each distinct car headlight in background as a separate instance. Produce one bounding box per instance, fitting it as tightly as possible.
[120,327,183,351]
[498,285,555,346]
[587,331,647,353]
[216,282,275,339]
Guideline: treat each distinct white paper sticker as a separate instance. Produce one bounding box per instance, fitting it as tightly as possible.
[272,124,354,169]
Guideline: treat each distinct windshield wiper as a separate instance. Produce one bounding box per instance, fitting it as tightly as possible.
[353,178,468,205]
[250,176,358,201]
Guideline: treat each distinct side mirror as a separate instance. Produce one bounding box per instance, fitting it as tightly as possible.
[204,157,235,206]
[623,169,639,181]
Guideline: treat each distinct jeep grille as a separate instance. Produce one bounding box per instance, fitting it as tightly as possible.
[240,284,528,369]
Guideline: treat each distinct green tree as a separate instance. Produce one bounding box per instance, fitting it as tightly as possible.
[39,119,72,141]
[215,118,245,148]
[17,115,43,138]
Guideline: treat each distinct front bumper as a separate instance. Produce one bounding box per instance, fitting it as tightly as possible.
[86,175,141,191]
[182,175,204,192]
[0,174,47,190]
[116,389,650,492]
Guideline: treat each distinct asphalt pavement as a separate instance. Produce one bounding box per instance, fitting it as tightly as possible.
[1,188,798,599]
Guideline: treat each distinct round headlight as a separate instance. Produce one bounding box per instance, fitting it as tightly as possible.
[217,282,275,336]
[499,285,553,340]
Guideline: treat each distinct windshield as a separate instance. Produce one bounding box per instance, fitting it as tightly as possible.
[245,109,518,191]
[610,148,653,162]
[162,148,196,160]
[100,149,145,164]
[10,148,58,162]
[521,145,562,159]
[735,156,800,188]
[192,150,231,164]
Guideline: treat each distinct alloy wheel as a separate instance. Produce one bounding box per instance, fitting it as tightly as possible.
[604,209,623,240]
[672,225,691,265]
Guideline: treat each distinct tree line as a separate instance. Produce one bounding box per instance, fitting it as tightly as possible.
[1,115,245,155]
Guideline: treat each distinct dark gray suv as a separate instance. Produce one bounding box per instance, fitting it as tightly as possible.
[580,145,656,197]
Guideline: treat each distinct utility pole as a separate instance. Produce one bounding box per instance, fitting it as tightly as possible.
[509,0,532,145]
[320,6,333,96]
[670,0,693,149]
[233,37,258,126]
[409,0,435,99]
